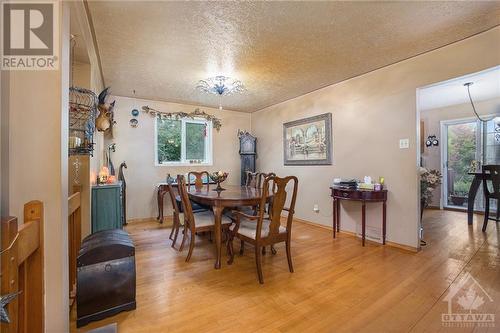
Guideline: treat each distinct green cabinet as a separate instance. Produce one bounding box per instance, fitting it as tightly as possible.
[91,183,123,233]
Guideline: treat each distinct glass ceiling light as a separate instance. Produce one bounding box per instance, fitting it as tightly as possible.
[196,75,245,110]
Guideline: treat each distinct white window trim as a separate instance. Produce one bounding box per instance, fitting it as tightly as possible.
[155,117,213,167]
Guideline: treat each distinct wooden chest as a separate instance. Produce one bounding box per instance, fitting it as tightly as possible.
[76,229,136,327]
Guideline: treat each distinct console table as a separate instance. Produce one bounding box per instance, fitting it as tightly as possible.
[330,186,387,246]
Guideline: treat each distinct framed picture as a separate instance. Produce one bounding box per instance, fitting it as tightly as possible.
[283,113,332,166]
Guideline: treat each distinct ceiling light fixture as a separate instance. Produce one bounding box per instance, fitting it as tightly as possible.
[196,75,245,110]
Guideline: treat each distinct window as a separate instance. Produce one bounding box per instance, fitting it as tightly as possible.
[156,118,213,165]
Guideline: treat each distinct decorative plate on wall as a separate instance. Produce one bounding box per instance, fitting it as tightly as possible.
[131,109,139,117]
[129,118,138,128]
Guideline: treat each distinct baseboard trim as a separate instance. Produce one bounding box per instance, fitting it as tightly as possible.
[293,217,419,253]
[127,216,173,226]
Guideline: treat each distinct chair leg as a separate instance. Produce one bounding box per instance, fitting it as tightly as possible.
[496,198,500,221]
[227,235,234,265]
[285,240,294,273]
[483,198,490,232]
[171,224,180,248]
[209,231,212,242]
[255,246,264,284]
[179,225,188,251]
[169,214,178,241]
[185,230,195,262]
[169,221,175,240]
[239,240,245,255]
[262,246,266,255]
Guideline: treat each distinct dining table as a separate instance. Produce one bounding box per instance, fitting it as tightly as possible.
[187,185,269,269]
[467,171,492,225]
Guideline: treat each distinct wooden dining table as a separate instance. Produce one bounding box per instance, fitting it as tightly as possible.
[187,185,267,269]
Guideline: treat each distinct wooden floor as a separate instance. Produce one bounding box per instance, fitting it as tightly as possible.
[71,211,499,332]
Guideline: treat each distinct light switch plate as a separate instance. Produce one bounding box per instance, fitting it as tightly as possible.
[399,138,409,149]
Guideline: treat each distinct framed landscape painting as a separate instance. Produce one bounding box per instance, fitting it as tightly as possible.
[283,113,332,166]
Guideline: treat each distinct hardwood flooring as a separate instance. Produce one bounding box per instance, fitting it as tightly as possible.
[71,210,499,332]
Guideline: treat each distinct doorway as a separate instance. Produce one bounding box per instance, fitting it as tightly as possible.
[441,117,500,209]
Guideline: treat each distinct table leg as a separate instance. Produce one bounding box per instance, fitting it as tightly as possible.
[159,191,166,224]
[157,187,161,220]
[467,175,481,225]
[332,198,336,238]
[212,204,223,269]
[382,201,386,245]
[362,201,366,246]
[336,199,340,232]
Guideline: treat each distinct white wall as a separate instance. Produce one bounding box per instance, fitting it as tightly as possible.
[108,96,252,220]
[251,27,500,249]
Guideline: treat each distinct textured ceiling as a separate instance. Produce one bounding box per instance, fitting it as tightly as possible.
[87,1,500,112]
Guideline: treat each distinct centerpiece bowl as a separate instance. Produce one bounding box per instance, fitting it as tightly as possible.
[209,171,228,191]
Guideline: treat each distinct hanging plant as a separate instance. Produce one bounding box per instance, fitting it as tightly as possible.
[141,106,222,131]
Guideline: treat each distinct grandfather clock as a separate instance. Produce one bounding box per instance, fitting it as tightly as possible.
[238,130,257,185]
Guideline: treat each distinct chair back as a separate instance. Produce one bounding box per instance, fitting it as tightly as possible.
[246,172,277,189]
[177,175,195,232]
[188,171,210,191]
[483,165,500,197]
[166,175,180,219]
[256,175,298,240]
[258,172,276,189]
[245,171,260,188]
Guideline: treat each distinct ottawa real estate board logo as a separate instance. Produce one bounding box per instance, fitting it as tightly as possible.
[442,272,495,328]
[2,1,58,70]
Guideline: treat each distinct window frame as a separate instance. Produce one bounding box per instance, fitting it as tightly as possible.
[155,117,213,167]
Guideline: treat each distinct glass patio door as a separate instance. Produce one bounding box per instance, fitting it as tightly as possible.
[442,117,500,209]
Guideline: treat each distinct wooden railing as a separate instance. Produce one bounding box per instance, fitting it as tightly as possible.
[0,201,44,333]
[68,188,82,306]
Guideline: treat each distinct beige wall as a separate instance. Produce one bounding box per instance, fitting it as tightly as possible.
[71,61,91,89]
[108,96,251,220]
[420,98,500,207]
[7,3,70,332]
[251,27,500,249]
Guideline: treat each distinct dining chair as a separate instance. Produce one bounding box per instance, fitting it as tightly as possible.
[170,172,209,214]
[177,175,233,262]
[166,178,183,248]
[245,171,260,187]
[240,172,277,255]
[228,175,298,284]
[188,171,210,191]
[482,165,500,232]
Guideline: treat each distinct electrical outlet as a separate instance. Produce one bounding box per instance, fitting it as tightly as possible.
[313,204,319,213]
[399,138,409,149]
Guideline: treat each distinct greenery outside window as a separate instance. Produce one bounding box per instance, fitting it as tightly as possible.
[156,117,213,166]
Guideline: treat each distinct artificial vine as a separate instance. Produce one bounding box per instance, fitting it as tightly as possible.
[141,106,222,131]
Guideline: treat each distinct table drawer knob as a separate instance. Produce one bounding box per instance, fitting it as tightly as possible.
[342,192,349,197]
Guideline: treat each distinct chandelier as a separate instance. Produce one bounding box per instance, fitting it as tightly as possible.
[196,75,245,110]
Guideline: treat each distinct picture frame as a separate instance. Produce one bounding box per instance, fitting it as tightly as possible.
[283,113,332,166]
